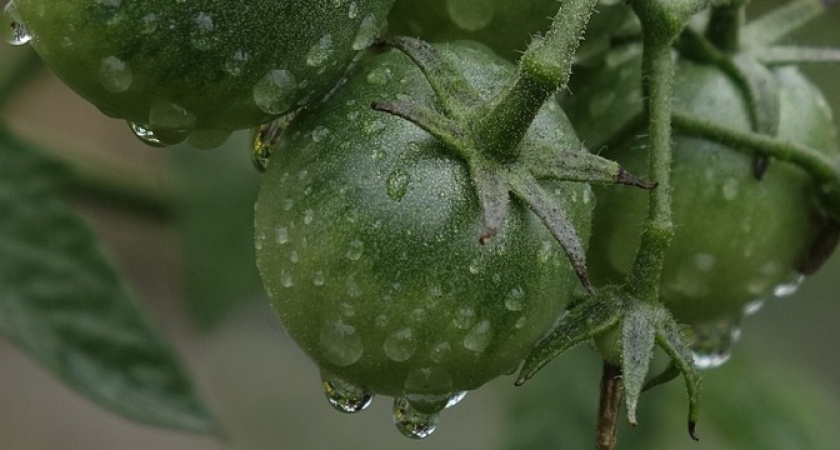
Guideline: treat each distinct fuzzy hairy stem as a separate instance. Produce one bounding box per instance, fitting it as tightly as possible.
[475,0,598,162]
[627,36,676,302]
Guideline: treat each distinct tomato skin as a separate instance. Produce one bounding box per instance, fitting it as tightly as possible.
[387,0,631,61]
[14,0,394,143]
[255,42,593,397]
[569,45,839,323]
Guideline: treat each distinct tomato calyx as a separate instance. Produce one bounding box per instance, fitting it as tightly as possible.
[516,286,701,440]
[370,37,655,290]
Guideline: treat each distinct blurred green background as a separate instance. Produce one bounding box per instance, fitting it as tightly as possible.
[0,2,839,449]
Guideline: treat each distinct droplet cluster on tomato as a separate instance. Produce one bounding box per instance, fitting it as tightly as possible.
[7,0,394,147]
[386,0,632,60]
[255,41,593,438]
[565,43,839,366]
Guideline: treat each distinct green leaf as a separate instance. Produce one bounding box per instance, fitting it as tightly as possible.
[0,125,219,435]
[168,133,265,330]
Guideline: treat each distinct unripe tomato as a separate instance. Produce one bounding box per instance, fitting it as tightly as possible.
[8,0,394,147]
[254,41,593,435]
[567,44,839,324]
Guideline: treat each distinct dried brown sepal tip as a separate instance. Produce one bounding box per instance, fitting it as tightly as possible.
[689,420,699,441]
[798,219,840,275]
[617,167,659,190]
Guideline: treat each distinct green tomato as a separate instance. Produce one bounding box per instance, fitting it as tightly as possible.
[8,0,394,147]
[386,0,632,61]
[567,45,839,324]
[254,41,592,435]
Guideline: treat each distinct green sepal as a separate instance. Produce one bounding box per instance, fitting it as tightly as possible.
[516,288,624,386]
[621,300,658,426]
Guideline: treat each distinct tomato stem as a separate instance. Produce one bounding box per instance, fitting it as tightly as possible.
[705,0,746,53]
[596,362,623,450]
[672,110,840,220]
[626,34,676,302]
[474,0,598,162]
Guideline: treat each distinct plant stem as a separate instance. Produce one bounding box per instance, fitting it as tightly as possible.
[705,1,747,53]
[475,0,598,162]
[627,35,676,302]
[672,110,840,218]
[0,48,41,106]
[596,362,623,450]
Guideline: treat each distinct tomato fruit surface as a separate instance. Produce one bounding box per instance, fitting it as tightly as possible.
[254,41,593,407]
[568,45,839,324]
[387,0,631,61]
[10,0,394,146]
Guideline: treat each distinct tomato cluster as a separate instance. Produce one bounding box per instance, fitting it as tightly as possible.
[8,0,839,442]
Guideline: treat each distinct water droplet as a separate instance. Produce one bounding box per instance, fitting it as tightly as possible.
[128,122,165,147]
[452,307,476,330]
[190,11,217,50]
[280,270,293,288]
[306,34,334,67]
[363,119,387,135]
[464,320,493,353]
[721,177,739,201]
[254,69,297,115]
[348,2,359,19]
[393,397,440,440]
[773,274,804,298]
[346,239,364,260]
[311,125,330,142]
[404,367,455,414]
[387,169,411,201]
[375,314,389,328]
[504,286,525,311]
[148,99,196,145]
[514,316,526,329]
[224,49,250,76]
[340,302,356,317]
[366,67,392,86]
[446,0,496,31]
[140,13,157,34]
[319,318,364,367]
[687,317,741,369]
[352,14,379,50]
[2,1,31,45]
[743,299,765,316]
[322,372,373,414]
[383,328,416,362]
[274,226,289,244]
[313,270,326,286]
[289,251,299,263]
[100,56,133,93]
[446,391,467,409]
[693,253,715,272]
[188,128,230,149]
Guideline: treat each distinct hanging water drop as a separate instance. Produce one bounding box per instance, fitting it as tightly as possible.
[321,372,373,414]
[128,122,165,147]
[2,1,31,46]
[254,69,297,115]
[393,397,440,440]
[687,316,742,370]
[773,273,804,298]
[743,298,765,316]
[148,99,196,145]
[445,391,467,409]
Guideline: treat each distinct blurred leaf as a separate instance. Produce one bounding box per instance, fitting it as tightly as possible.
[0,125,219,435]
[169,133,265,331]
